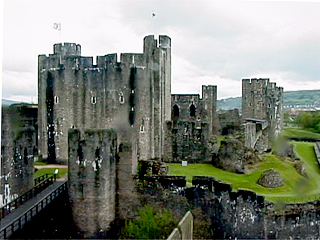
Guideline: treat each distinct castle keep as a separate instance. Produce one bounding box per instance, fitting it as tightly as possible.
[33,35,285,236]
[38,35,171,165]
[38,35,172,234]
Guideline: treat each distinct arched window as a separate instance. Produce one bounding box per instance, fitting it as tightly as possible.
[173,105,179,118]
[54,96,59,104]
[190,104,196,117]
[119,94,124,104]
[140,119,145,133]
[91,96,97,104]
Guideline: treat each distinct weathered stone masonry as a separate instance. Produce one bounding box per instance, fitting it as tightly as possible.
[170,85,218,162]
[0,104,37,206]
[38,35,171,164]
[242,78,283,150]
[68,129,116,237]
[38,36,172,236]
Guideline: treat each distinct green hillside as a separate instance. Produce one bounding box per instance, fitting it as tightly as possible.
[217,97,241,110]
[167,141,320,203]
[284,90,320,106]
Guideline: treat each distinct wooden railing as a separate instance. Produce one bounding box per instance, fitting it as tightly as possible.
[0,181,68,239]
[0,174,55,219]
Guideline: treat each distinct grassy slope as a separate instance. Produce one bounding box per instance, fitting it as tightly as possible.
[167,141,320,202]
[282,127,320,139]
[34,168,68,179]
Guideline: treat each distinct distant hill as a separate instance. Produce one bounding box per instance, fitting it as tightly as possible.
[217,97,241,110]
[2,99,30,106]
[283,90,320,106]
[217,89,320,110]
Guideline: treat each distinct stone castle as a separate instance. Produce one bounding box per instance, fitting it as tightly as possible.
[38,36,172,166]
[242,78,283,151]
[1,35,284,236]
[1,104,37,205]
[37,36,222,165]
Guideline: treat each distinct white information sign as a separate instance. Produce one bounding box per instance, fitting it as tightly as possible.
[182,161,188,167]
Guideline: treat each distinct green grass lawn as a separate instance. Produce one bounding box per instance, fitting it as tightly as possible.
[34,161,47,166]
[34,168,68,179]
[167,142,320,202]
[282,127,320,139]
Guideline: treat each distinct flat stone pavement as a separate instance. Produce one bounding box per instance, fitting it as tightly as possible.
[0,179,67,238]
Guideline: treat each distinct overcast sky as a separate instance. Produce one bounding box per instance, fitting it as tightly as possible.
[2,0,320,103]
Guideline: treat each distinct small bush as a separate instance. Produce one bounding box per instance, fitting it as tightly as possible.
[119,205,177,239]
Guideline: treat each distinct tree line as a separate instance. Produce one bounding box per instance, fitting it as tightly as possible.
[294,111,320,132]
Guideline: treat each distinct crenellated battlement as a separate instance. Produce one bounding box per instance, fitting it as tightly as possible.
[53,42,81,56]
[38,35,172,166]
[120,53,144,66]
[143,35,171,53]
[40,36,171,72]
[243,78,270,87]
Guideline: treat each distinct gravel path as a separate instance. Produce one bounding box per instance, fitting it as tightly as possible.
[34,164,68,169]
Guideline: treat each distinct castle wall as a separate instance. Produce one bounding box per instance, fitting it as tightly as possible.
[170,86,217,162]
[242,122,258,149]
[218,109,241,135]
[116,142,139,219]
[1,104,37,206]
[38,36,171,164]
[68,129,116,238]
[242,78,283,149]
[38,37,172,234]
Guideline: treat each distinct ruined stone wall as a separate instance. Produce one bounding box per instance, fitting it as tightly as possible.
[242,78,283,149]
[1,104,37,206]
[117,142,140,219]
[68,129,117,238]
[242,122,259,150]
[201,85,219,135]
[218,109,241,135]
[190,179,265,239]
[266,82,284,138]
[38,36,171,164]
[170,86,217,162]
[191,177,320,239]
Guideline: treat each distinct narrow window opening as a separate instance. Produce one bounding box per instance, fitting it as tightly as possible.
[91,96,97,104]
[78,145,84,165]
[95,147,100,171]
[140,119,145,133]
[129,110,135,125]
[173,105,179,118]
[24,148,28,165]
[54,96,59,104]
[119,94,124,104]
[190,104,196,117]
